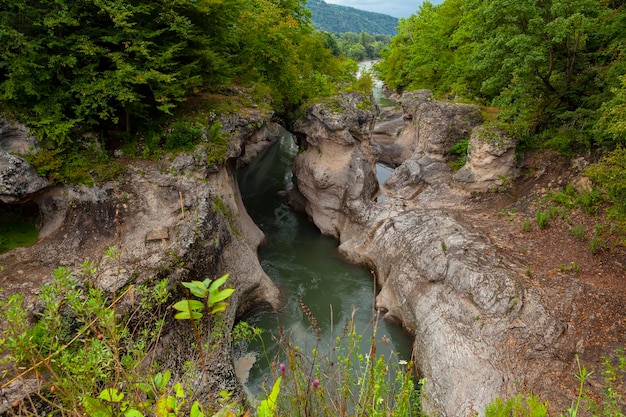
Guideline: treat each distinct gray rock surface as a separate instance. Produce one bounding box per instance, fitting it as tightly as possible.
[0,152,48,203]
[292,91,564,416]
[453,124,518,192]
[373,91,483,166]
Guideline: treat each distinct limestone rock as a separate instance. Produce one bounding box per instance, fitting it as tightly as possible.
[0,113,281,413]
[373,91,483,166]
[292,90,564,416]
[0,152,48,203]
[453,124,518,192]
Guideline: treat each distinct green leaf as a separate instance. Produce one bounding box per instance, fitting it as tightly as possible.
[172,299,205,312]
[257,376,281,417]
[190,401,204,417]
[174,310,203,320]
[174,382,185,399]
[210,288,235,304]
[82,397,114,417]
[154,370,171,390]
[207,273,229,294]
[210,302,228,314]
[182,281,208,298]
[124,410,146,417]
[98,388,124,403]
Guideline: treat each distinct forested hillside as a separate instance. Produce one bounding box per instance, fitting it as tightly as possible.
[378,0,626,226]
[0,0,357,151]
[306,0,398,35]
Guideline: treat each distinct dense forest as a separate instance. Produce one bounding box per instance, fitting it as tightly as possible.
[0,0,358,151]
[331,32,392,61]
[306,0,398,36]
[378,0,626,153]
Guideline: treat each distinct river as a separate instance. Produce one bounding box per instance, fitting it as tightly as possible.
[238,129,412,395]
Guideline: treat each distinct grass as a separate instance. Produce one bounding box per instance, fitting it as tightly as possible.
[0,221,38,254]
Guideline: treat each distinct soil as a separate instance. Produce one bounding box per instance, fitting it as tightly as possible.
[463,150,626,413]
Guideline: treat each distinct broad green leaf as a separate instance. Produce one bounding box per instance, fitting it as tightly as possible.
[82,397,114,417]
[207,273,229,294]
[124,410,146,417]
[210,302,228,314]
[210,288,235,304]
[154,370,171,390]
[182,281,208,298]
[155,395,169,417]
[174,310,203,320]
[172,299,205,312]
[257,376,281,417]
[190,401,204,417]
[174,382,185,399]
[98,388,124,403]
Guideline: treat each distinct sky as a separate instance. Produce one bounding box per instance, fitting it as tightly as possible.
[324,0,443,19]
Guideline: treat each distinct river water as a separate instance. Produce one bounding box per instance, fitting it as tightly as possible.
[238,130,412,394]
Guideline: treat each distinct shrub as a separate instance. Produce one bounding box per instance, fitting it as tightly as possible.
[586,146,626,230]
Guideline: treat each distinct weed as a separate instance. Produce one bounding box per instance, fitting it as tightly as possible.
[570,225,586,240]
[536,211,550,229]
[521,220,532,232]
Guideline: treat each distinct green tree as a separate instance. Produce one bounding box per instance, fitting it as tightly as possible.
[0,0,241,144]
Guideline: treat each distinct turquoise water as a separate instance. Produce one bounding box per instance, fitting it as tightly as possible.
[238,134,412,394]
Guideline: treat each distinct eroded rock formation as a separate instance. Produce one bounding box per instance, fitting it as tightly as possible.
[0,115,283,412]
[291,92,565,416]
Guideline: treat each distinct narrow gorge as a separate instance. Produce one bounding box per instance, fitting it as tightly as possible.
[1,86,624,416]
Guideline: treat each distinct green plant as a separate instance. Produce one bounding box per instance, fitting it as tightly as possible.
[0,257,172,415]
[521,220,532,232]
[258,304,421,417]
[536,211,550,229]
[448,139,469,171]
[570,225,585,240]
[485,393,548,417]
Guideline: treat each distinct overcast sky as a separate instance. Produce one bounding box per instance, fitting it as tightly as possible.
[324,0,443,19]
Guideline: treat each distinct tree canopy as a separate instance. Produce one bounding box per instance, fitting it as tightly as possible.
[0,0,356,146]
[377,0,626,151]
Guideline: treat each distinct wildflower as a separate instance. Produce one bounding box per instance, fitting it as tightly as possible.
[312,378,319,390]
[398,360,408,366]
[280,363,286,377]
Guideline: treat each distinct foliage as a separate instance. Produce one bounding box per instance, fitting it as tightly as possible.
[0,252,173,414]
[0,0,357,165]
[378,0,626,152]
[448,138,469,170]
[255,306,421,417]
[306,0,399,36]
[485,394,548,417]
[173,274,235,320]
[331,32,392,60]
[586,146,626,227]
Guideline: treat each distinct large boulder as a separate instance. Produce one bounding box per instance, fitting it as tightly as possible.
[0,120,47,203]
[374,90,483,166]
[292,93,379,239]
[453,124,518,192]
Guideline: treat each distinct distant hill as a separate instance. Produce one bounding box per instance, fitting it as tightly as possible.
[306,0,399,35]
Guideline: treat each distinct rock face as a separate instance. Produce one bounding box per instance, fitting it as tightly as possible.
[453,124,518,192]
[0,120,48,203]
[292,92,564,416]
[373,90,483,166]
[0,113,284,412]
